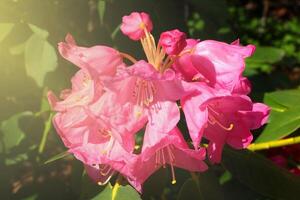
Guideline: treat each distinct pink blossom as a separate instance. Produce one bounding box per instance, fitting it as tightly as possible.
[121,12,153,41]
[48,69,100,112]
[58,34,124,76]
[173,40,255,94]
[181,83,270,163]
[130,128,207,192]
[159,29,187,55]
[104,60,187,140]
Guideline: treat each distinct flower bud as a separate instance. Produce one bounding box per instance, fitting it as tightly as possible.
[120,12,153,41]
[159,29,187,55]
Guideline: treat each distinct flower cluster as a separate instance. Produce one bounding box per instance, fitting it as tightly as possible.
[48,12,270,192]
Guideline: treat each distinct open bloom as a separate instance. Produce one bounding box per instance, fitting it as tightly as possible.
[181,83,270,163]
[173,39,255,95]
[58,34,124,77]
[130,127,207,192]
[121,12,153,40]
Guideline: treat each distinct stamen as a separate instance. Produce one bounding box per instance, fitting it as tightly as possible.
[167,146,176,184]
[99,165,112,176]
[170,164,176,185]
[155,150,160,167]
[133,79,156,107]
[162,149,166,168]
[98,129,111,138]
[208,115,234,131]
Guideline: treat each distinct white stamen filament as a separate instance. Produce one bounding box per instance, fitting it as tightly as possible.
[154,146,177,184]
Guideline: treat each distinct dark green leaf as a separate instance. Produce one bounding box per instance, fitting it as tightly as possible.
[25,34,57,87]
[177,178,202,200]
[222,147,300,200]
[198,170,224,200]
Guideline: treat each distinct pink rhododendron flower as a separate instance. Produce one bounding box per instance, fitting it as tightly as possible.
[173,40,255,94]
[121,12,153,40]
[130,128,207,192]
[181,83,270,163]
[159,29,187,55]
[48,11,271,194]
[58,34,124,77]
[105,61,186,135]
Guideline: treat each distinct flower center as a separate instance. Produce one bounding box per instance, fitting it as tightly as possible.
[207,105,234,131]
[133,79,156,107]
[155,145,177,184]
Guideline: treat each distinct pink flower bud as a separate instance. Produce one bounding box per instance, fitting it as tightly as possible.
[120,12,153,41]
[159,29,187,55]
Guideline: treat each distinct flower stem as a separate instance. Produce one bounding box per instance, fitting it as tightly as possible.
[38,112,54,154]
[247,136,300,151]
[112,174,123,200]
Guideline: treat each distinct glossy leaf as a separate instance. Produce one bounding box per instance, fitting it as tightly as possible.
[0,23,14,42]
[256,89,300,143]
[222,147,300,200]
[25,34,57,87]
[248,46,285,64]
[256,107,300,143]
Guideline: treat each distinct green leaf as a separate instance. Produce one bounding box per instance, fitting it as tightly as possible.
[91,184,112,200]
[219,170,232,185]
[28,23,49,39]
[115,185,141,200]
[255,107,300,143]
[222,147,300,200]
[9,42,26,55]
[0,111,33,152]
[89,183,141,200]
[177,178,202,200]
[198,170,224,200]
[97,0,106,25]
[111,24,120,40]
[44,151,70,164]
[25,34,57,87]
[247,46,285,64]
[256,89,300,143]
[264,89,300,108]
[0,23,14,42]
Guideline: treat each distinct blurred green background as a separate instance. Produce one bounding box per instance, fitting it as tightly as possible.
[0,0,300,199]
